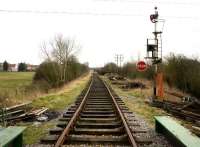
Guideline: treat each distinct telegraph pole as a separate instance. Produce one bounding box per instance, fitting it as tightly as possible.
[115,54,124,74]
[115,54,119,73]
[119,54,124,69]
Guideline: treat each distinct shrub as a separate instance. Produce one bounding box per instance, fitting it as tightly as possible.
[164,54,200,98]
[34,59,89,89]
[34,61,62,87]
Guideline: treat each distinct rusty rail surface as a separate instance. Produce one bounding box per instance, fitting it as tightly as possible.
[103,79,138,147]
[55,78,93,147]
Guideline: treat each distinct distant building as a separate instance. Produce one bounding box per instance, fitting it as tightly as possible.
[8,64,18,72]
[27,64,38,71]
[0,63,3,71]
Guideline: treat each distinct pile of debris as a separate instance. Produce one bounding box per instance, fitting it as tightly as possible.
[108,75,126,81]
[0,102,49,124]
[107,74,146,89]
[122,81,146,89]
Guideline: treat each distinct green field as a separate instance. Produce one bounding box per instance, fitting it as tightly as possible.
[0,72,35,106]
[0,72,34,89]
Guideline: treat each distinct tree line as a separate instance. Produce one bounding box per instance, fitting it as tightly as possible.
[97,54,200,98]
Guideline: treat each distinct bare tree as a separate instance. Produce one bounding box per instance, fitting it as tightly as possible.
[41,34,80,82]
[40,41,51,62]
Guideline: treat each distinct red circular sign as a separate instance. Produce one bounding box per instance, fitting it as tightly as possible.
[136,61,147,71]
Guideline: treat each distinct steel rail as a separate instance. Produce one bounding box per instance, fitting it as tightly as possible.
[102,78,138,147]
[55,77,93,147]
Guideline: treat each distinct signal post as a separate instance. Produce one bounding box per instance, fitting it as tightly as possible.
[146,7,165,103]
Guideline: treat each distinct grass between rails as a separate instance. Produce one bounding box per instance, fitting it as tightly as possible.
[21,73,91,145]
[103,77,167,127]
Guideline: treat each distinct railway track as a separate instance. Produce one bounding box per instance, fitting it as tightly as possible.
[41,74,152,146]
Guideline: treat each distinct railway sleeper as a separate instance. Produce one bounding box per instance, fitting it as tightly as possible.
[80,113,116,118]
[84,105,113,108]
[86,102,112,105]
[76,121,122,128]
[40,135,59,144]
[133,133,152,144]
[84,107,113,111]
[81,110,115,114]
[72,126,125,135]
[66,134,129,144]
[64,111,75,114]
[86,100,112,102]
[86,100,111,102]
[79,117,119,122]
[87,96,109,99]
[57,122,68,128]
[49,127,63,135]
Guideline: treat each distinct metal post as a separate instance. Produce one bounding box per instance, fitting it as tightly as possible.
[147,6,164,102]
[119,54,124,75]
[153,7,158,100]
[115,54,119,74]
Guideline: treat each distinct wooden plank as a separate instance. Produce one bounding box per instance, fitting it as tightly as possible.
[5,102,31,111]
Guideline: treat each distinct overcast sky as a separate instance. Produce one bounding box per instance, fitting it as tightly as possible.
[0,0,200,67]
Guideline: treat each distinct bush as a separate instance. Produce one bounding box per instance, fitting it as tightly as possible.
[164,54,200,98]
[97,62,118,75]
[34,61,62,87]
[34,59,89,89]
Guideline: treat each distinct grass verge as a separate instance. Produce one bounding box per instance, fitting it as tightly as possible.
[31,73,90,110]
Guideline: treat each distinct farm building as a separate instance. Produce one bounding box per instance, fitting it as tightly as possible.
[27,64,38,71]
[8,64,18,72]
